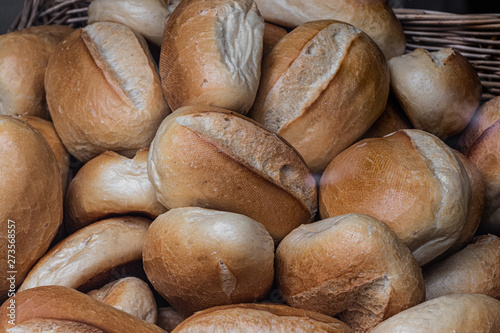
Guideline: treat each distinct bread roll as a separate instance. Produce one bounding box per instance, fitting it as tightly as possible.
[143,207,275,315]
[276,214,424,332]
[45,22,170,163]
[88,0,170,46]
[148,105,317,241]
[0,116,63,300]
[0,286,165,333]
[424,235,500,301]
[253,0,405,59]
[65,149,166,232]
[0,25,73,118]
[388,48,482,139]
[319,129,471,265]
[370,294,500,332]
[88,277,157,323]
[249,20,389,173]
[17,115,70,192]
[263,22,287,56]
[18,216,150,293]
[171,303,353,332]
[157,307,187,332]
[159,0,264,114]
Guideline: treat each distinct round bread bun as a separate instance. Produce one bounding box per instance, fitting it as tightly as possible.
[253,0,405,60]
[159,0,264,114]
[249,20,389,173]
[276,213,425,332]
[423,235,500,301]
[65,149,166,233]
[467,120,500,234]
[157,307,187,332]
[388,48,482,139]
[263,22,287,56]
[370,293,500,332]
[142,207,275,315]
[17,115,70,192]
[18,216,150,293]
[45,21,170,163]
[0,25,73,118]
[147,105,317,242]
[88,0,170,46]
[171,303,353,333]
[0,116,63,300]
[319,129,471,266]
[0,286,165,333]
[88,277,157,324]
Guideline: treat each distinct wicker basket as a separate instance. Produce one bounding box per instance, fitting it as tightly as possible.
[9,1,500,100]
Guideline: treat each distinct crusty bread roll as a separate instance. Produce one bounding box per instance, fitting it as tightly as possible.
[171,303,353,332]
[424,235,500,301]
[45,22,170,163]
[0,116,63,300]
[467,120,500,234]
[88,0,170,46]
[370,293,500,332]
[18,216,150,293]
[276,214,425,332]
[159,0,264,114]
[143,207,275,315]
[148,105,317,242]
[65,149,166,232]
[88,277,157,323]
[263,22,287,56]
[157,307,187,332]
[319,129,471,266]
[388,48,482,139]
[17,115,70,192]
[361,94,412,139]
[249,20,389,173]
[0,25,73,119]
[253,0,405,59]
[0,286,165,332]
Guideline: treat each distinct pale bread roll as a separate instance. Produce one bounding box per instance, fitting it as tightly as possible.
[45,22,170,163]
[319,129,471,265]
[276,214,425,332]
[249,20,389,173]
[159,0,264,114]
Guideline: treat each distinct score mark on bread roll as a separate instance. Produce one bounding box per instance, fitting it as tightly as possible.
[147,105,317,242]
[249,20,389,173]
[159,0,264,114]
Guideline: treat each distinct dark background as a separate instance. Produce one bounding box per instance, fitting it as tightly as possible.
[1,0,500,35]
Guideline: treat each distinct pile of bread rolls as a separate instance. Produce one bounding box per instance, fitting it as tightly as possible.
[1,0,500,332]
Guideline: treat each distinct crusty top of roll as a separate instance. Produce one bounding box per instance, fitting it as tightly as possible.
[0,286,165,333]
[370,294,500,332]
[253,0,405,59]
[172,303,353,332]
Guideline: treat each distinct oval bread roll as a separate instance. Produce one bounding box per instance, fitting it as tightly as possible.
[262,22,287,56]
[276,214,425,332]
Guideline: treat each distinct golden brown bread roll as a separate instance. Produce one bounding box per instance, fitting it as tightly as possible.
[143,207,275,315]
[157,307,187,332]
[253,0,405,59]
[0,25,73,118]
[159,0,264,114]
[18,216,150,293]
[171,303,353,332]
[262,22,287,56]
[147,105,317,242]
[249,20,389,173]
[65,149,166,232]
[370,293,500,332]
[88,277,157,323]
[17,115,70,193]
[45,22,170,163]
[88,0,170,46]
[276,214,425,332]
[319,129,471,265]
[0,286,165,332]
[424,235,500,301]
[0,116,63,300]
[388,48,482,139]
